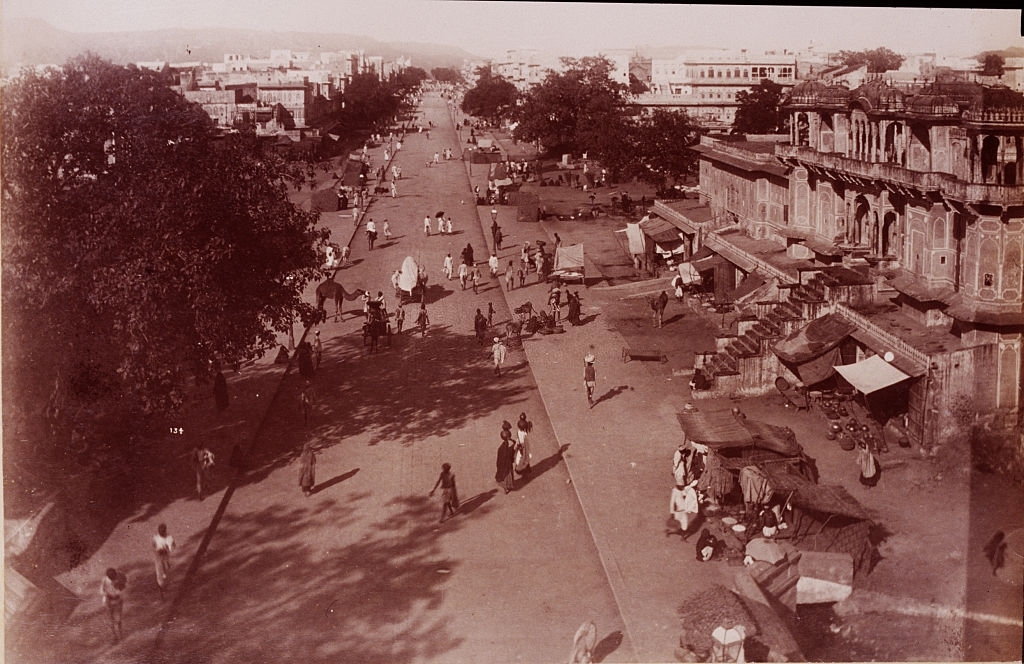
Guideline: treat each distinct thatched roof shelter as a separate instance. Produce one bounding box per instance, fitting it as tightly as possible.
[677,584,758,655]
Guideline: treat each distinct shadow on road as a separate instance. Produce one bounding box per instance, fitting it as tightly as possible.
[592,385,629,408]
[312,467,360,495]
[593,629,624,662]
[514,444,568,491]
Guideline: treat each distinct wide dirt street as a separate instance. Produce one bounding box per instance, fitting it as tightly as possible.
[18,90,1022,664]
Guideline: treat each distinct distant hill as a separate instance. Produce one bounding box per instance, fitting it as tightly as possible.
[1,18,480,74]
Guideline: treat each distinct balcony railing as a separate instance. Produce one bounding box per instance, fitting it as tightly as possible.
[775,145,1024,206]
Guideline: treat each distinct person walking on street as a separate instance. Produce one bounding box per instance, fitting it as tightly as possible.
[213,370,229,412]
[297,340,315,381]
[314,330,323,370]
[416,303,430,337]
[299,441,317,496]
[471,267,481,294]
[191,444,215,500]
[549,282,562,324]
[443,253,454,280]
[395,303,406,334]
[390,180,397,198]
[458,262,469,290]
[518,264,525,288]
[505,261,515,290]
[464,242,475,267]
[100,567,127,643]
[437,215,445,235]
[495,227,504,251]
[366,219,377,250]
[584,346,597,408]
[300,381,314,426]
[153,523,175,600]
[424,215,432,236]
[352,203,359,225]
[521,242,532,274]
[446,216,453,235]
[382,219,392,240]
[488,253,500,278]
[429,462,459,523]
[474,309,488,346]
[392,269,403,297]
[495,429,516,494]
[515,412,533,475]
[491,336,507,376]
[487,302,495,327]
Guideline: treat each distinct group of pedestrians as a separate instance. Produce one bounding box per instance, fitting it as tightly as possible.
[424,214,454,236]
[494,413,534,494]
[99,521,177,643]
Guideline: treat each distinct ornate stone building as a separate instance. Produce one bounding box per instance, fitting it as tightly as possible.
[655,79,1024,448]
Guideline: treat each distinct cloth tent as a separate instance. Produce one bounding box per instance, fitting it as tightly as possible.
[760,468,876,577]
[552,243,585,282]
[625,222,646,255]
[488,161,513,188]
[834,354,911,394]
[773,313,858,385]
[676,262,702,285]
[398,256,420,293]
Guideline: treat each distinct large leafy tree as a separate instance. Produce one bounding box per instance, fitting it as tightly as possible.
[343,72,401,127]
[733,79,787,135]
[979,52,1006,77]
[460,67,518,126]
[431,67,464,84]
[631,109,700,187]
[1,55,328,462]
[837,47,905,74]
[513,56,630,157]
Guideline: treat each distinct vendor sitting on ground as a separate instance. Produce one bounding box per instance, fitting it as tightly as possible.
[689,368,710,391]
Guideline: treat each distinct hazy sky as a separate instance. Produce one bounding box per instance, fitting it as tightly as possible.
[2,1,1021,59]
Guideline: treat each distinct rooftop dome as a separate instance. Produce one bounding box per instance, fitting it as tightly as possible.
[851,78,904,112]
[786,80,850,108]
[906,94,960,117]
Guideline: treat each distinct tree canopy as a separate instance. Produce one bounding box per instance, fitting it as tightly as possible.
[732,80,787,135]
[513,56,630,158]
[1,55,329,462]
[344,72,403,128]
[979,52,1006,77]
[630,109,700,187]
[431,67,464,84]
[837,47,905,74]
[460,67,518,126]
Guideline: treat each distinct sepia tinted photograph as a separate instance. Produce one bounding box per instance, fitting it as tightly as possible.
[2,3,1022,662]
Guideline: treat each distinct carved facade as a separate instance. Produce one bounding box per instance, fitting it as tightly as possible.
[658,79,1024,448]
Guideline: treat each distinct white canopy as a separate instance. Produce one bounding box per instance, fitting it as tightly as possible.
[675,262,702,285]
[834,354,911,394]
[398,256,419,293]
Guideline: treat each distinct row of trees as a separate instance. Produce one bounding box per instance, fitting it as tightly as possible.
[340,66,428,130]
[461,57,705,188]
[3,55,412,468]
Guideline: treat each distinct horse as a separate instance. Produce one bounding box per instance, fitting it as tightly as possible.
[316,279,366,322]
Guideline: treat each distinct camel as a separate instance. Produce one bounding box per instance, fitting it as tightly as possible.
[316,278,366,322]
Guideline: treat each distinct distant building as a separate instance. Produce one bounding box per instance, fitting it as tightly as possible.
[654,78,1024,448]
[633,50,799,132]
